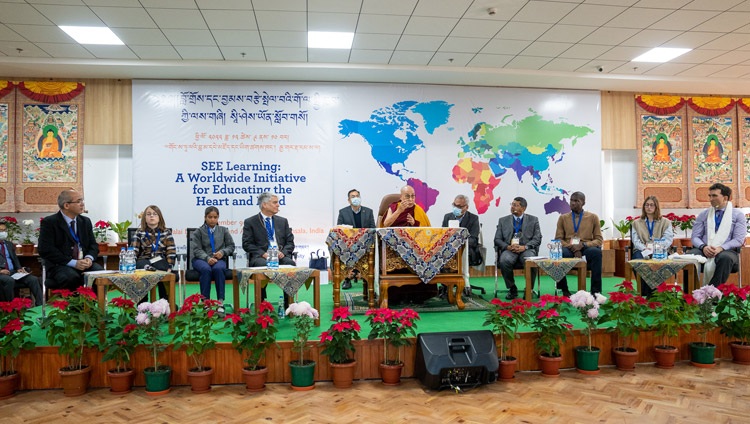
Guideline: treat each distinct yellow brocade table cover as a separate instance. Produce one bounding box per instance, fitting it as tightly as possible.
[325,228,376,268]
[628,259,695,290]
[376,227,468,284]
[84,270,168,302]
[237,267,315,297]
[531,258,585,282]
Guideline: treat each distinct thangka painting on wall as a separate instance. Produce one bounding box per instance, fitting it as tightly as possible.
[14,81,85,212]
[0,81,15,212]
[687,97,736,208]
[736,98,750,207]
[635,94,688,208]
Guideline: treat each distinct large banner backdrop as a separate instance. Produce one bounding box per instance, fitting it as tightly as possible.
[133,81,601,267]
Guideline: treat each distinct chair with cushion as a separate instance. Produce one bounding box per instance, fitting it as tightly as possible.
[127,227,184,302]
[185,227,235,308]
[376,193,402,227]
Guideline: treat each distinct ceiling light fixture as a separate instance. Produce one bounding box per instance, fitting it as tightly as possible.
[632,47,691,63]
[59,26,124,45]
[308,31,354,49]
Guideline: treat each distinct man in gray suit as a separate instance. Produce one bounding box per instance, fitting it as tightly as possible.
[336,189,376,229]
[494,197,542,299]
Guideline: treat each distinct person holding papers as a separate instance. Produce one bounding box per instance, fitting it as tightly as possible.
[554,191,603,296]
[190,206,234,312]
[38,189,102,290]
[494,197,542,300]
[686,183,746,286]
[630,196,673,297]
[132,205,177,300]
[0,221,43,305]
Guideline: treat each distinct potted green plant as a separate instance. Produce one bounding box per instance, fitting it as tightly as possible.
[223,301,278,392]
[171,293,222,393]
[612,216,635,248]
[42,287,103,396]
[647,283,695,368]
[600,280,648,371]
[319,306,361,388]
[101,297,138,394]
[365,307,420,385]
[108,220,132,247]
[686,285,722,367]
[0,297,36,399]
[285,301,319,390]
[530,294,573,377]
[716,283,750,365]
[569,290,607,374]
[482,298,531,380]
[136,298,172,395]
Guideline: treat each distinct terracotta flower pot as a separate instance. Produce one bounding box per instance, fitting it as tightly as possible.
[0,372,19,400]
[242,366,269,392]
[330,360,357,388]
[187,367,214,393]
[98,243,109,255]
[729,341,750,365]
[653,346,679,369]
[59,365,92,397]
[107,368,135,394]
[379,362,404,386]
[612,347,638,371]
[498,357,518,381]
[20,243,34,255]
[538,354,562,377]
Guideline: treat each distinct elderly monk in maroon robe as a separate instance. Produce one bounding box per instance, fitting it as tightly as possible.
[382,186,431,228]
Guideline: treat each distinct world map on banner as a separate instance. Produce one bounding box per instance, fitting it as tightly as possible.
[338,100,594,216]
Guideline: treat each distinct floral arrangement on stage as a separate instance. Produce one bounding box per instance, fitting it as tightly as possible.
[171,293,223,372]
[42,287,103,371]
[0,216,20,243]
[365,308,420,365]
[612,216,636,239]
[663,213,696,237]
[600,281,648,351]
[136,298,171,372]
[19,219,35,245]
[108,220,132,243]
[647,283,695,348]
[320,306,361,364]
[483,298,531,361]
[569,290,607,351]
[286,301,319,365]
[688,285,722,347]
[716,283,750,346]
[101,297,139,373]
[93,220,110,243]
[0,297,35,376]
[224,301,278,370]
[530,294,572,358]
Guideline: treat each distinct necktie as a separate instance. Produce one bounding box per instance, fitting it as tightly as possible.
[264,217,273,241]
[70,220,79,259]
[0,243,7,269]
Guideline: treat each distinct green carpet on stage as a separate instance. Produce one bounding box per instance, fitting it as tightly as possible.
[342,291,493,315]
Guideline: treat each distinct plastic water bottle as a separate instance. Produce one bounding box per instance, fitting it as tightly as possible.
[653,238,666,260]
[119,248,126,273]
[267,246,279,270]
[126,247,136,273]
[555,240,562,260]
[549,239,562,260]
[277,295,285,319]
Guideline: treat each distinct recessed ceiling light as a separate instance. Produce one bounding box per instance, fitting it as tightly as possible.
[308,31,354,49]
[59,26,124,45]
[632,47,691,63]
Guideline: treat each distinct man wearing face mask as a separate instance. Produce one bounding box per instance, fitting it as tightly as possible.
[336,189,376,290]
[0,221,43,305]
[441,194,481,266]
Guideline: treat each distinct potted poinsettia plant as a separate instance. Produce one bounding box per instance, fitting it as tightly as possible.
[136,298,171,395]
[530,294,573,377]
[320,306,361,388]
[365,308,420,385]
[42,287,103,396]
[101,297,138,393]
[686,285,722,367]
[224,301,278,392]
[647,283,695,368]
[569,290,607,374]
[285,301,319,390]
[171,293,222,393]
[482,298,531,380]
[600,280,648,371]
[0,216,20,244]
[715,283,750,365]
[0,297,36,399]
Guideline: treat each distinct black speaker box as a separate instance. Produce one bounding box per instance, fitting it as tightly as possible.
[414,330,498,390]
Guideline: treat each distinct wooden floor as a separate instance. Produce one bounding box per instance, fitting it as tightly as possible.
[3,360,749,423]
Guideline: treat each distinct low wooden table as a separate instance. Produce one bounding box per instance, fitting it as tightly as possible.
[524,259,587,301]
[625,259,698,294]
[235,268,321,326]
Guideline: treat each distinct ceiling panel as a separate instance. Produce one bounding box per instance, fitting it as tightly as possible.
[212,30,262,47]
[202,10,257,31]
[560,4,627,26]
[352,33,400,50]
[404,17,459,37]
[537,25,597,43]
[356,14,409,34]
[513,1,578,24]
[147,9,207,30]
[449,19,505,38]
[438,37,487,53]
[130,45,181,59]
[255,11,307,31]
[91,7,158,29]
[162,30,216,46]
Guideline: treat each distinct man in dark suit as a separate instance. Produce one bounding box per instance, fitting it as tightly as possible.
[37,189,102,290]
[0,221,43,305]
[494,197,542,300]
[336,189,376,229]
[242,192,295,302]
[441,194,481,266]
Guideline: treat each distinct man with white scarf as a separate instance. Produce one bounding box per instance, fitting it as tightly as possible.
[688,183,746,286]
